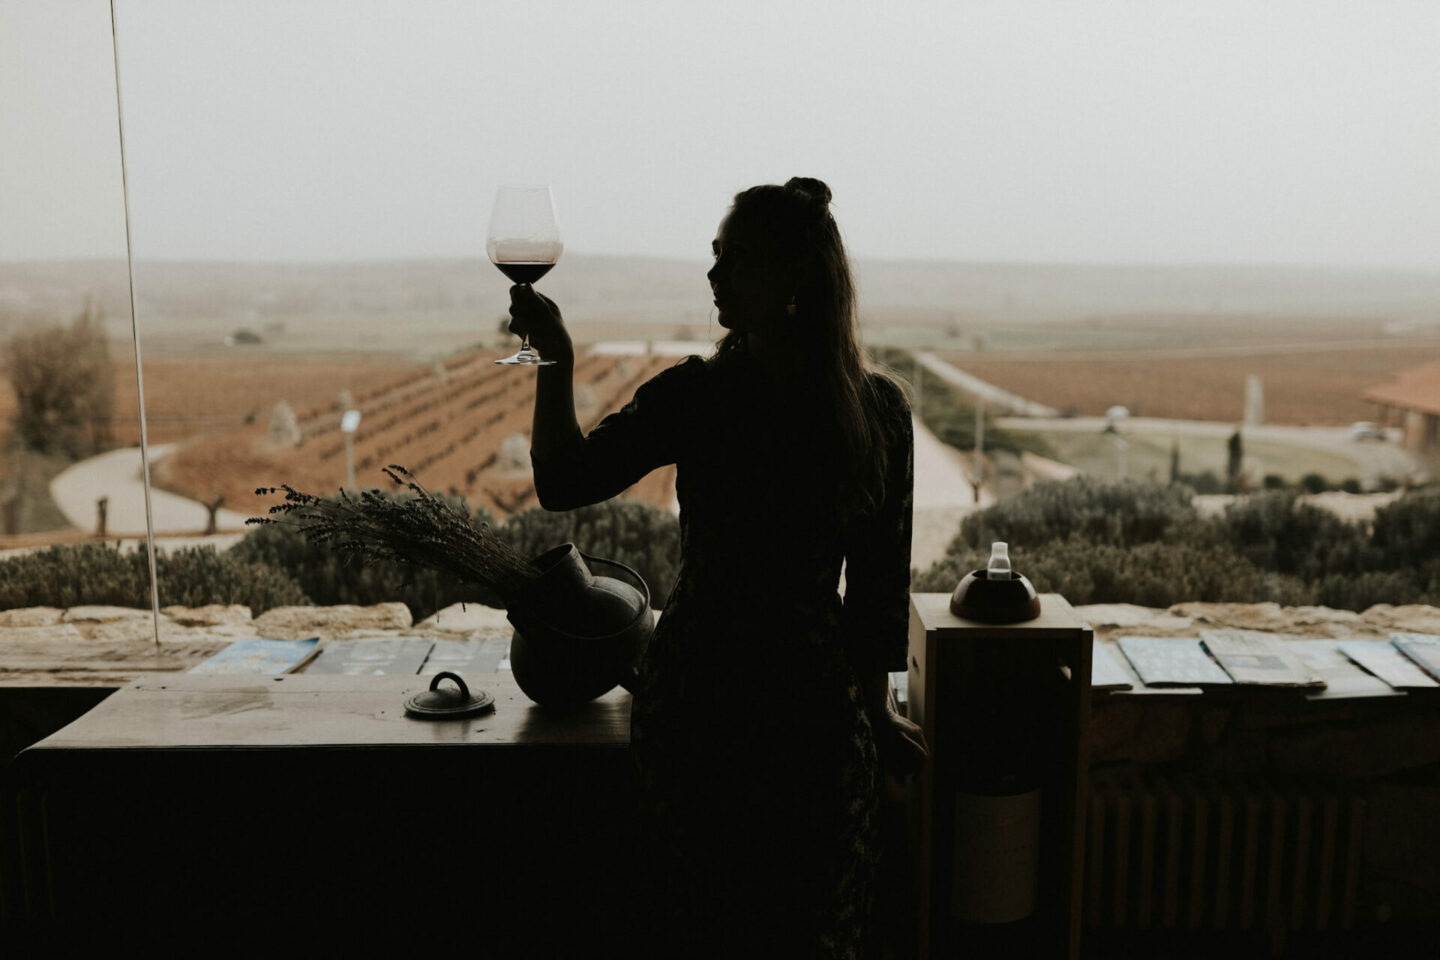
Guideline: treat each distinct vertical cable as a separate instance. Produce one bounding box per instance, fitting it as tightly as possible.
[109,0,162,649]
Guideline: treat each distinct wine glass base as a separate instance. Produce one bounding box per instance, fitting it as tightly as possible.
[495,351,556,366]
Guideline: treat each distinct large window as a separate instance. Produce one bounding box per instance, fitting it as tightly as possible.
[4,1,1439,620]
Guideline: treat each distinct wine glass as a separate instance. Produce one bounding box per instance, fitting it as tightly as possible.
[487,184,563,366]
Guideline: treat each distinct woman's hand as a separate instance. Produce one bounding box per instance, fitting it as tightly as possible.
[507,284,574,365]
[876,708,928,780]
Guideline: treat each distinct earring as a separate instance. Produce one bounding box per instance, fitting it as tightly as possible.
[787,296,798,317]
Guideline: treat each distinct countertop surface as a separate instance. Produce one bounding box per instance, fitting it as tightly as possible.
[22,671,631,752]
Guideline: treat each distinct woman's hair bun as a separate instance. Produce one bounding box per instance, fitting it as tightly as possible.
[784,177,832,206]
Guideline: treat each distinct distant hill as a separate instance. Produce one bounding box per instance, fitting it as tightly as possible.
[3,256,1439,357]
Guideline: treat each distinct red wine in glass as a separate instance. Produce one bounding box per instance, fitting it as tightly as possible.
[494,262,555,286]
[487,185,563,366]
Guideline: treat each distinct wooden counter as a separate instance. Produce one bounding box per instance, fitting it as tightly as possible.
[3,673,638,949]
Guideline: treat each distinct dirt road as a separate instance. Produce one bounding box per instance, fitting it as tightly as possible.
[909,415,996,572]
[998,415,1423,487]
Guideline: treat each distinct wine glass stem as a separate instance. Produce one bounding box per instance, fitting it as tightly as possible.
[522,283,536,353]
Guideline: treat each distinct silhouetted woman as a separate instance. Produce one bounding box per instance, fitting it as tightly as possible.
[508,177,925,958]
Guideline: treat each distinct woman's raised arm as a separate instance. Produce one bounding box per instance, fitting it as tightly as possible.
[508,284,699,511]
[507,285,582,460]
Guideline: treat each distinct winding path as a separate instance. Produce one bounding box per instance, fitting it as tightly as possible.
[908,416,997,571]
[50,445,252,537]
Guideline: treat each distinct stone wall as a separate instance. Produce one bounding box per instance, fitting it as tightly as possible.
[0,600,514,684]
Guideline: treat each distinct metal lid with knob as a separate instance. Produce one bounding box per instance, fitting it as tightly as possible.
[404,671,495,719]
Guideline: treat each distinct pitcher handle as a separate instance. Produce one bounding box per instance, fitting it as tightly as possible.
[578,551,652,613]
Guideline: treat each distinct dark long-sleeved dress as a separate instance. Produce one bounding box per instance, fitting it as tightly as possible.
[532,346,913,959]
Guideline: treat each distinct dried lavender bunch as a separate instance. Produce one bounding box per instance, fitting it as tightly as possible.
[249,465,540,602]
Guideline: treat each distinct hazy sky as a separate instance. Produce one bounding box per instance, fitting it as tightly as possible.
[3,0,1439,268]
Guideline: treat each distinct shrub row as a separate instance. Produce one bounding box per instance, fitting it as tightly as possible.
[1,496,681,623]
[232,494,682,621]
[913,536,1313,608]
[954,475,1199,552]
[0,542,308,613]
[6,480,1434,619]
[918,479,1440,611]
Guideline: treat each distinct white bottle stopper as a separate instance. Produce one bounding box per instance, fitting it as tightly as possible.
[987,541,1011,580]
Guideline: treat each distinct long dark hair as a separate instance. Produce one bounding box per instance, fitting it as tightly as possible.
[715,177,901,512]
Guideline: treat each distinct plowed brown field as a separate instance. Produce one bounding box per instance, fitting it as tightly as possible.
[154,349,679,519]
[937,343,1440,425]
[115,354,422,445]
[0,355,417,498]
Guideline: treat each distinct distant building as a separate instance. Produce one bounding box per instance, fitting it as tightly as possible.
[225,328,263,346]
[1363,361,1440,454]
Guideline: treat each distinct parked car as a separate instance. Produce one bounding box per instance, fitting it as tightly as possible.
[1349,421,1386,441]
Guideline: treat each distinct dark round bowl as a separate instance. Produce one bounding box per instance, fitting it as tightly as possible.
[949,569,1042,623]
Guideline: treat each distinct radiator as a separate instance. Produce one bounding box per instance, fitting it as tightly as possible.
[1085,776,1364,937]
